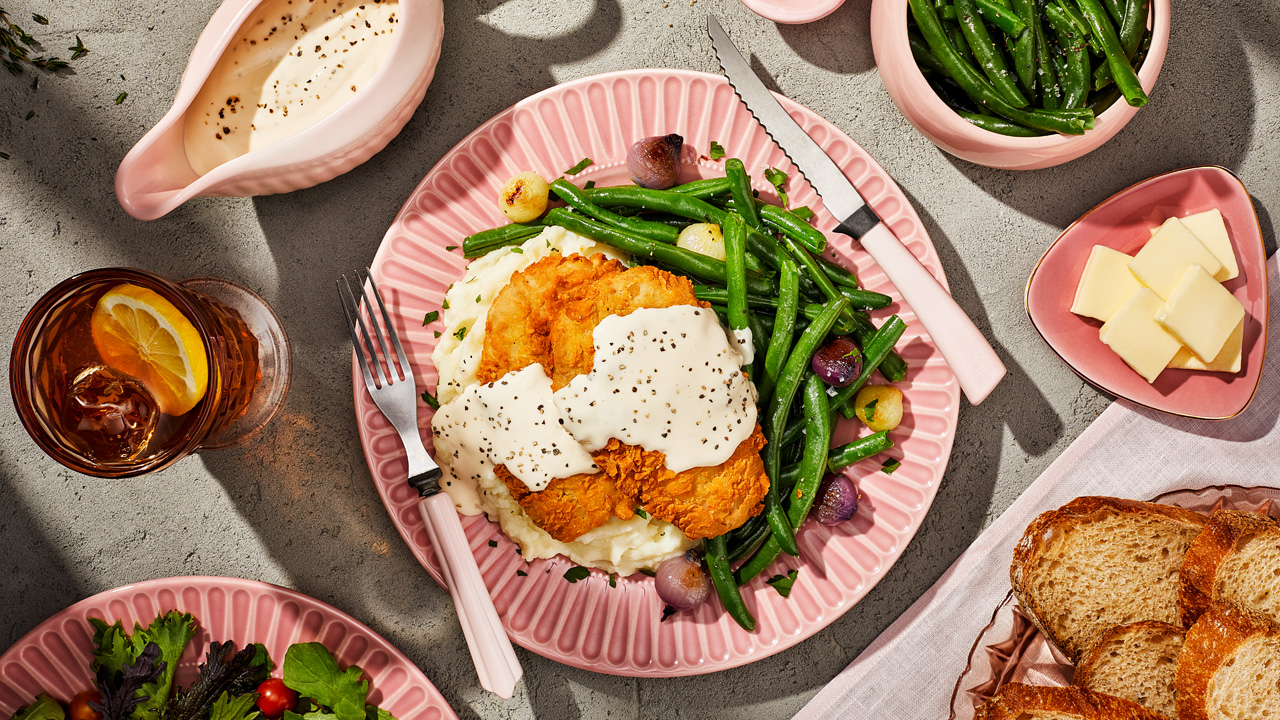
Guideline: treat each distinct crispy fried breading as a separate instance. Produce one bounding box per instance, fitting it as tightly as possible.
[477,253,769,542]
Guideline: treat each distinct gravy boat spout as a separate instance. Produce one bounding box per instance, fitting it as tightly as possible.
[116,0,443,221]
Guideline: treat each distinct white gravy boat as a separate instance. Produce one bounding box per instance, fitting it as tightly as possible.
[115,0,443,220]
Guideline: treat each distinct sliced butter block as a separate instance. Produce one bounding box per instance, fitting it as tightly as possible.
[1100,287,1182,383]
[1182,209,1238,282]
[1129,217,1223,299]
[1071,245,1143,321]
[1169,318,1244,373]
[1154,265,1245,362]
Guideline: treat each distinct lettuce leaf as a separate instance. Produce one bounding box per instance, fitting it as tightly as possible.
[10,694,65,720]
[131,612,197,720]
[89,619,137,676]
[207,693,258,720]
[94,643,165,720]
[162,641,267,720]
[281,644,366,720]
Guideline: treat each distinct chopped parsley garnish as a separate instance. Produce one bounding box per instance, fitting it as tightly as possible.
[634,508,649,519]
[516,570,527,576]
[639,568,656,577]
[565,157,593,175]
[475,294,481,303]
[584,180,596,189]
[422,310,438,326]
[660,605,676,622]
[441,298,449,310]
[487,540,497,548]
[24,110,33,120]
[420,391,439,410]
[31,13,48,25]
[114,91,127,105]
[445,245,457,251]
[608,573,617,588]
[708,141,726,160]
[881,458,902,474]
[764,167,788,207]
[0,151,9,160]
[863,399,878,419]
[510,247,524,254]
[453,326,467,340]
[791,205,815,222]
[563,566,590,583]
[765,569,798,597]
[433,331,441,338]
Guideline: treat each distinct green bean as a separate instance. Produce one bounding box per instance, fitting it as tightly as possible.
[790,374,834,525]
[828,431,893,472]
[725,159,764,233]
[1010,0,1038,93]
[549,179,679,245]
[718,198,828,255]
[910,29,950,76]
[637,212,695,230]
[955,0,1029,107]
[815,254,861,289]
[762,298,850,557]
[723,214,750,336]
[802,303,855,336]
[725,515,772,564]
[1032,9,1061,110]
[850,314,908,382]
[1101,0,1124,25]
[1119,0,1148,57]
[1045,4,1089,108]
[1092,26,1146,89]
[909,0,1090,134]
[1053,0,1102,55]
[1075,0,1147,106]
[705,535,754,631]
[545,208,774,295]
[830,316,909,414]
[975,0,1027,36]
[745,307,769,375]
[957,110,1048,135]
[944,18,976,66]
[759,253,800,405]
[461,222,545,258]
[671,177,732,199]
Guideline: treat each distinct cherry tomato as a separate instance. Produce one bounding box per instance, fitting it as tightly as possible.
[255,678,298,719]
[70,690,102,720]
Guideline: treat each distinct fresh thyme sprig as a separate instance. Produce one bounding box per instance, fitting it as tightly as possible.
[1,7,82,75]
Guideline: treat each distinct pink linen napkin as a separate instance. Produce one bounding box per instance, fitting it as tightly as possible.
[795,254,1279,720]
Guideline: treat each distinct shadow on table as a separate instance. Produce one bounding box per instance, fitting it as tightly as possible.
[941,1,1273,228]
[775,0,878,76]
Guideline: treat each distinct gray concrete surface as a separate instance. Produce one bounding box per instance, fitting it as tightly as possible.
[1,0,1277,718]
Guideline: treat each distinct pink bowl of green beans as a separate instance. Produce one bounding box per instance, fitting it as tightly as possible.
[871,0,1169,170]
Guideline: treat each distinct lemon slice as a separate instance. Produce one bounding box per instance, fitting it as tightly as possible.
[90,283,209,416]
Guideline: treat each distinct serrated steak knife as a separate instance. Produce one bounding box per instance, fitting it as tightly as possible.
[708,14,1005,405]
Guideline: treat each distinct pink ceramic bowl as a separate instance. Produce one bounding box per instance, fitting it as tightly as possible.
[739,0,846,24]
[870,0,1169,170]
[1025,166,1269,420]
[115,0,443,220]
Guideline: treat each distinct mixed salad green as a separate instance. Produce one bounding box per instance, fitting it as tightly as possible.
[8,612,397,720]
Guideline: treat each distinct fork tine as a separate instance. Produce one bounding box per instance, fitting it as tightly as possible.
[341,273,388,389]
[356,270,398,384]
[363,269,413,383]
[337,275,378,390]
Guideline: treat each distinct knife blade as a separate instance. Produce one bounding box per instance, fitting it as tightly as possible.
[707,14,1006,405]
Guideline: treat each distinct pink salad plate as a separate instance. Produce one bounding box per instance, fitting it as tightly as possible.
[739,0,846,24]
[0,577,456,720]
[1025,166,1269,420]
[353,68,961,676]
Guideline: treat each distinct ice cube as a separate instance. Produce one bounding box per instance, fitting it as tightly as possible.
[67,365,159,461]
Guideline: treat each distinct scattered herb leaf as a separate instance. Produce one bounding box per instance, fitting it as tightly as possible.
[881,458,901,474]
[583,180,596,189]
[0,151,9,159]
[31,14,48,25]
[487,540,497,548]
[30,74,36,90]
[659,605,676,622]
[633,508,649,519]
[638,568,656,577]
[69,35,87,60]
[510,247,523,254]
[863,399,878,419]
[115,91,127,105]
[24,110,32,120]
[563,566,590,583]
[791,205,815,222]
[764,167,789,207]
[441,298,449,310]
[608,573,617,588]
[444,245,457,251]
[420,391,439,411]
[422,310,438,326]
[516,570,527,577]
[433,331,441,338]
[564,157,592,175]
[453,326,467,341]
[765,569,798,597]
[708,141,725,160]
[474,294,481,303]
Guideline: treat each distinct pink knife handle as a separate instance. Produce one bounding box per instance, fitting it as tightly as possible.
[419,493,523,698]
[857,223,1006,405]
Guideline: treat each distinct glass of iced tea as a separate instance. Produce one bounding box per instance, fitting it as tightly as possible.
[10,268,291,477]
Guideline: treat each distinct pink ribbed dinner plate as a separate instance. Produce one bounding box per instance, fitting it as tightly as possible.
[354,69,961,675]
[0,577,456,720]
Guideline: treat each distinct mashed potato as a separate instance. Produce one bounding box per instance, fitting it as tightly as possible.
[431,226,697,575]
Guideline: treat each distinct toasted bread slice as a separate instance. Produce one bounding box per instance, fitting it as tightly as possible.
[975,683,1168,720]
[1176,602,1280,720]
[1179,509,1280,626]
[1011,497,1206,662]
[1074,621,1184,719]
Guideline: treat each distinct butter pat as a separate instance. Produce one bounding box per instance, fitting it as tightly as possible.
[1071,246,1144,321]
[1129,217,1223,299]
[1100,288,1182,383]
[1154,265,1245,362]
[1169,319,1244,373]
[1148,209,1238,281]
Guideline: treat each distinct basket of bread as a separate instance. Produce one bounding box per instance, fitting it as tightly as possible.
[957,488,1280,720]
